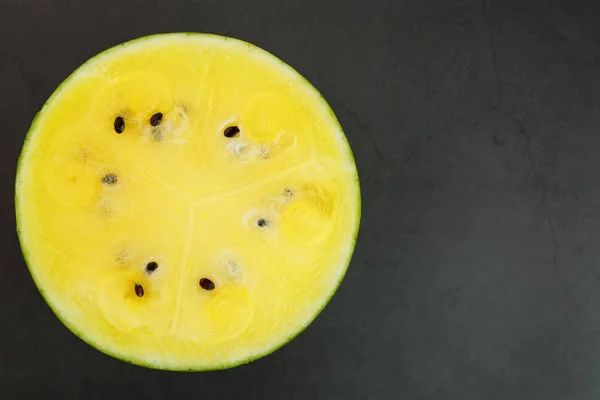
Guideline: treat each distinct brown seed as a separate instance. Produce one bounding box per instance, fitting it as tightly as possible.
[101,173,118,185]
[114,116,125,133]
[146,261,158,273]
[150,112,163,127]
[199,278,215,291]
[134,283,144,297]
[257,218,269,228]
[224,126,240,138]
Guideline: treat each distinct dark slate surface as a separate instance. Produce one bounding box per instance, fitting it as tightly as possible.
[2,0,600,399]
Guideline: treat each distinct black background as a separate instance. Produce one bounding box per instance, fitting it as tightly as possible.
[2,0,600,399]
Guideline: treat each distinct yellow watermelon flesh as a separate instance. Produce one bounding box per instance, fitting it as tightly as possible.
[15,33,361,370]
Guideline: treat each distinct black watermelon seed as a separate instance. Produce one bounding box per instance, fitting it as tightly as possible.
[101,173,118,185]
[224,126,240,138]
[150,112,163,127]
[146,261,158,273]
[134,283,144,297]
[199,278,215,291]
[114,116,125,133]
[257,218,269,228]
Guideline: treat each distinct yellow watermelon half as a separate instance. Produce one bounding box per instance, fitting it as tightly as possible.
[15,33,361,370]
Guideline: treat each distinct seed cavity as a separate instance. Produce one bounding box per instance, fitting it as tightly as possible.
[116,252,130,264]
[150,112,163,127]
[224,260,244,283]
[146,261,158,273]
[259,146,271,159]
[257,218,269,228]
[151,130,163,142]
[101,173,118,185]
[199,278,215,291]
[224,126,240,138]
[114,116,125,133]
[231,141,249,156]
[134,283,144,297]
[99,199,112,217]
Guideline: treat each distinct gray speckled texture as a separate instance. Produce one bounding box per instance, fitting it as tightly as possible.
[2,0,600,398]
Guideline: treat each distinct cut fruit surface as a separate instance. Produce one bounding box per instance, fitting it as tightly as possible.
[15,33,360,370]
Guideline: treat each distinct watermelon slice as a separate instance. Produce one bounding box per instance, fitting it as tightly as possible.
[15,33,361,370]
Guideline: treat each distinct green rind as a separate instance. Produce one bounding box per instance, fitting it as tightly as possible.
[14,32,361,371]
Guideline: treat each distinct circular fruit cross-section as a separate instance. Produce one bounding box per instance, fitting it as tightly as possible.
[15,33,361,370]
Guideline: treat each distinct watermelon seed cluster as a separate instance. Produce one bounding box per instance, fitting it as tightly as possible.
[109,114,263,298]
[113,112,164,138]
